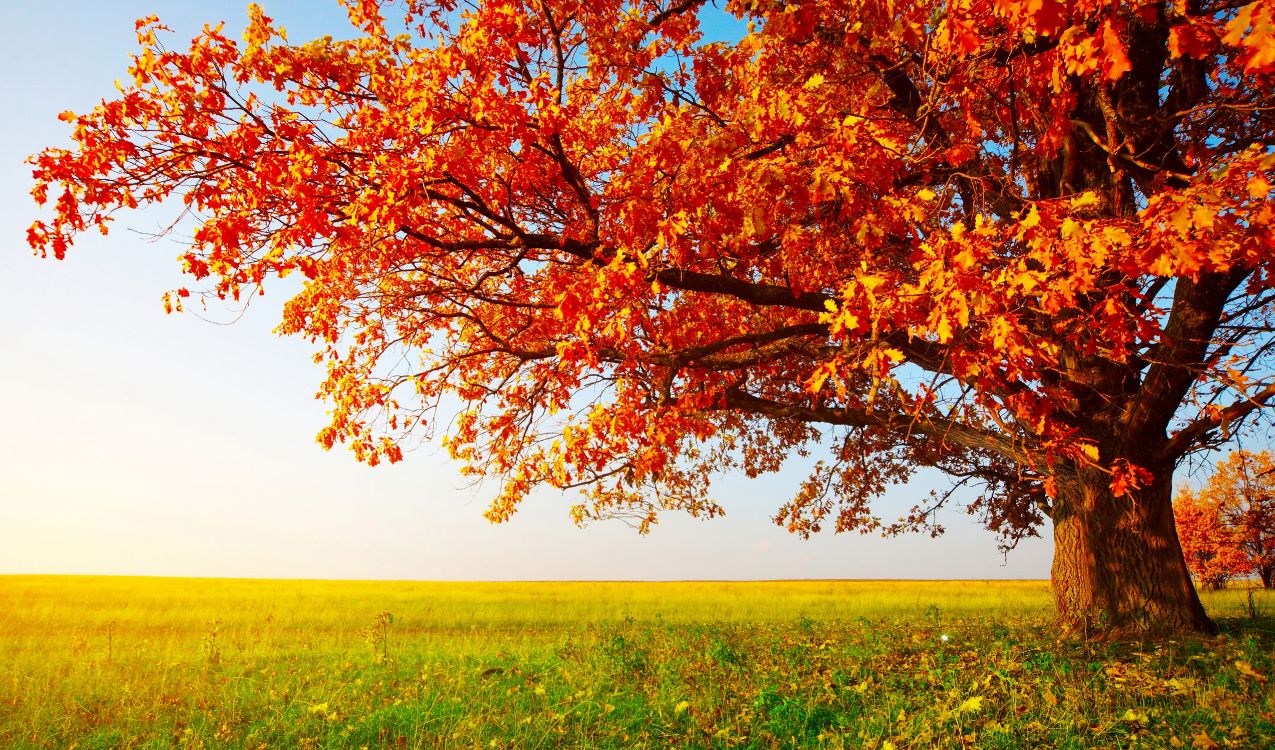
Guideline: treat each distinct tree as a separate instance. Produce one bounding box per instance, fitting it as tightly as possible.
[26,0,1275,635]
[1173,484,1252,590]
[1176,450,1275,588]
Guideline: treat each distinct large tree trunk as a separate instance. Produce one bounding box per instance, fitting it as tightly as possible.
[1051,464,1217,637]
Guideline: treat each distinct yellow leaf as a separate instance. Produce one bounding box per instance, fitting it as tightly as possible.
[803,73,825,89]
[1192,731,1219,750]
[917,188,938,201]
[1102,226,1131,245]
[1070,191,1100,209]
[1079,444,1100,462]
[1249,175,1272,199]
[675,700,690,714]
[935,316,953,343]
[1170,204,1193,234]
[1222,4,1255,47]
[1234,660,1267,682]
[1012,270,1039,292]
[859,273,886,291]
[807,363,835,394]
[743,206,767,237]
[958,695,984,713]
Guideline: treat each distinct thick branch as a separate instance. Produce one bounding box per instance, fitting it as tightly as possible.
[721,387,1031,463]
[1160,382,1275,460]
[1126,269,1250,447]
[653,267,830,311]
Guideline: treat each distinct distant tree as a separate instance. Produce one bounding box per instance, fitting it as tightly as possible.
[1174,484,1252,590]
[26,0,1275,635]
[1176,451,1275,588]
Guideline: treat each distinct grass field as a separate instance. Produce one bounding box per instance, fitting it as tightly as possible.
[1,576,1271,749]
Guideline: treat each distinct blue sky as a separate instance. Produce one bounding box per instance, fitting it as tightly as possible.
[0,0,1053,580]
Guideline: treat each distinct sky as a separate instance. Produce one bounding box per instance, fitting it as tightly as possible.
[0,0,1054,581]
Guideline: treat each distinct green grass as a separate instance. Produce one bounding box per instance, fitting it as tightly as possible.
[1,576,1271,749]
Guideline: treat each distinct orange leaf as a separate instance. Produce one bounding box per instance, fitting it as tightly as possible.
[1101,21,1132,81]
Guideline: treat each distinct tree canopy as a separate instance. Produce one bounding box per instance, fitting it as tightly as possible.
[1175,478,1255,589]
[28,0,1275,634]
[1176,450,1275,588]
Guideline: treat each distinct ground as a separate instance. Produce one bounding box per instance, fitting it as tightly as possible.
[1,576,1271,749]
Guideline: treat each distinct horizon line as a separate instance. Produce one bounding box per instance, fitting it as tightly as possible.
[0,573,1051,583]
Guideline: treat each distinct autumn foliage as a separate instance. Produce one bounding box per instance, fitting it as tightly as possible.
[27,0,1275,633]
[1174,484,1253,589]
[1175,450,1275,589]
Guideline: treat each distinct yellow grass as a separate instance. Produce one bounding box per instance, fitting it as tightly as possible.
[1,576,1269,749]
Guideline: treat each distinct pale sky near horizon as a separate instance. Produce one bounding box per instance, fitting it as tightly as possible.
[0,0,1056,581]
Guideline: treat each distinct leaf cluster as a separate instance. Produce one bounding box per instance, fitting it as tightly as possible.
[27,0,1275,536]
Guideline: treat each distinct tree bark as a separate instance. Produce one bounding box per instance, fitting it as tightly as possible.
[1051,464,1217,637]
